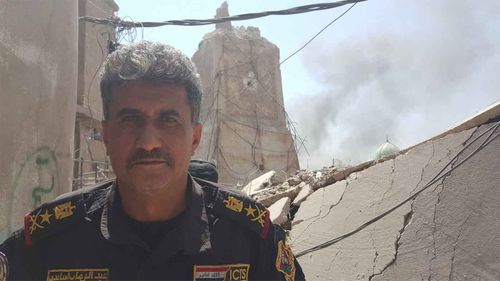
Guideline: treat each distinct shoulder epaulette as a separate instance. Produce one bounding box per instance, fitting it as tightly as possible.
[23,180,113,246]
[196,178,271,239]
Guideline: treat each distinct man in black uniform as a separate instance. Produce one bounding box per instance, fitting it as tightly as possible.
[0,41,305,281]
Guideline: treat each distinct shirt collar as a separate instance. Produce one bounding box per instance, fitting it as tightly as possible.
[100,175,212,255]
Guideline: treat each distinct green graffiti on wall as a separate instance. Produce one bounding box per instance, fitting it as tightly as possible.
[7,146,59,231]
[31,151,56,207]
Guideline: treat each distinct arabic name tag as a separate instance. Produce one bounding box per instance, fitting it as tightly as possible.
[193,264,250,281]
[46,268,109,281]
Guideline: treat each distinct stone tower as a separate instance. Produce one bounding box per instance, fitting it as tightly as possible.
[192,2,300,187]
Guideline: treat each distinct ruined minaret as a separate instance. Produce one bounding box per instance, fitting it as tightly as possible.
[192,2,300,187]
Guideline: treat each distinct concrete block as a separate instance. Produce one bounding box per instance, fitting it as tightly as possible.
[269,197,291,225]
[292,184,314,206]
[257,184,302,207]
[242,170,275,196]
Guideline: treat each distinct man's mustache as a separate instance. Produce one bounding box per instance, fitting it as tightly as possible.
[126,149,174,168]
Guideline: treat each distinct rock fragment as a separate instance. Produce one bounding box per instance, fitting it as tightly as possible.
[268,197,291,225]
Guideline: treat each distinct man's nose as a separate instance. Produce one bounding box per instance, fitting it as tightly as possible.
[136,122,162,151]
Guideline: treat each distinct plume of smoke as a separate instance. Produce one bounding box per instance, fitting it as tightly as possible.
[292,0,500,169]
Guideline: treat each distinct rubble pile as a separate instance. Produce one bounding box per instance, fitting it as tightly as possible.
[242,104,500,280]
[245,159,384,226]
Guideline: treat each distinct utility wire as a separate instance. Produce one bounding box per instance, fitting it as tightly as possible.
[79,0,367,27]
[279,1,358,66]
[295,121,500,257]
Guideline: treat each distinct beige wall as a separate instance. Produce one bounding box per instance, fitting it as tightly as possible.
[0,1,79,241]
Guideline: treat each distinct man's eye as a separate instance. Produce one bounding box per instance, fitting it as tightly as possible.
[159,115,178,123]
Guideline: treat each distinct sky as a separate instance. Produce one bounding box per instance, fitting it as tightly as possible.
[114,0,500,170]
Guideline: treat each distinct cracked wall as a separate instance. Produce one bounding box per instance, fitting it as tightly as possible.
[291,122,500,280]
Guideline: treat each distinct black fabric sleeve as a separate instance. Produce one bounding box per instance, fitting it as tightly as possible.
[0,230,47,281]
[254,224,306,281]
[1,230,30,280]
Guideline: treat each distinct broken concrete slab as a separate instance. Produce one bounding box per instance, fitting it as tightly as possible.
[311,161,375,190]
[292,184,314,206]
[291,180,348,227]
[290,127,478,281]
[371,123,500,281]
[257,184,302,207]
[269,197,291,225]
[241,170,276,196]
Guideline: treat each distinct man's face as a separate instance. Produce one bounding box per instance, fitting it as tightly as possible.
[102,80,202,193]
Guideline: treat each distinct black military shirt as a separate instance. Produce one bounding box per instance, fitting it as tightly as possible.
[0,176,305,281]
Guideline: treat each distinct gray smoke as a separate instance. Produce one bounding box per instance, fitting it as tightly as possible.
[292,0,500,169]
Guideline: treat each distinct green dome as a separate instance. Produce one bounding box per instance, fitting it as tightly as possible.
[374,140,400,160]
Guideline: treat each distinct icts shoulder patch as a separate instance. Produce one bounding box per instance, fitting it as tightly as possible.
[212,188,271,239]
[23,195,86,246]
[0,251,8,281]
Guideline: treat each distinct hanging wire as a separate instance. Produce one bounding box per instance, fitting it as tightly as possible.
[79,1,367,27]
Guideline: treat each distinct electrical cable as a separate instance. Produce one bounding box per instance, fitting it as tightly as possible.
[279,1,358,66]
[295,122,500,257]
[79,0,367,27]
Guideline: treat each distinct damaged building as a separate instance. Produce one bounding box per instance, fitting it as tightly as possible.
[246,101,500,280]
[0,0,117,240]
[2,1,499,280]
[192,2,300,187]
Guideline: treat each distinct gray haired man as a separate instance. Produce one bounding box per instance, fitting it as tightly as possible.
[0,41,304,281]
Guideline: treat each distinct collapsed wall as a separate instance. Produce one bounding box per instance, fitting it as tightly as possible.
[0,1,79,241]
[246,102,500,280]
[292,121,500,280]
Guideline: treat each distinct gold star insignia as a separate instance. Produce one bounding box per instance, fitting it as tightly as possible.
[244,205,256,217]
[40,209,52,224]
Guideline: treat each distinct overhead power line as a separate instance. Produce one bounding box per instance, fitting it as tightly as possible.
[279,2,357,66]
[79,0,367,27]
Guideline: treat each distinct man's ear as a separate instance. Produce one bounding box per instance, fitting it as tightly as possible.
[191,123,203,155]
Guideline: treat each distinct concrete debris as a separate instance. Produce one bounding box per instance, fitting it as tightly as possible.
[288,126,487,281]
[292,184,313,207]
[256,183,302,207]
[242,106,500,280]
[287,176,302,186]
[268,197,291,225]
[249,162,378,208]
[241,170,276,196]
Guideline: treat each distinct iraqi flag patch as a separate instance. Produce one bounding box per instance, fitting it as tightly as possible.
[193,264,249,281]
